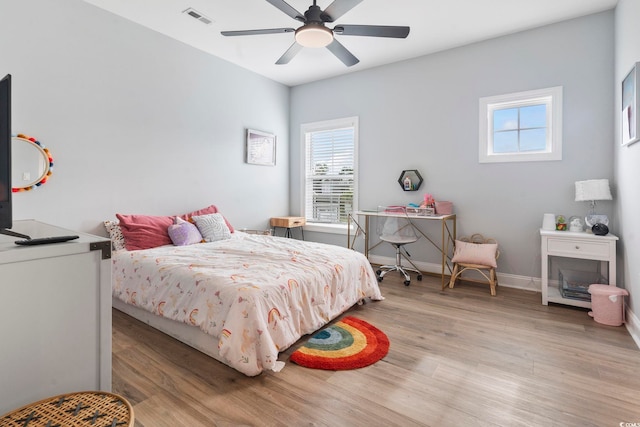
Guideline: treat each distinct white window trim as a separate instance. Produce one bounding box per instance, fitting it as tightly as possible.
[479,86,563,163]
[300,116,359,234]
[303,222,353,235]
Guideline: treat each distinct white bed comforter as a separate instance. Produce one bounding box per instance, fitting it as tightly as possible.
[112,232,383,376]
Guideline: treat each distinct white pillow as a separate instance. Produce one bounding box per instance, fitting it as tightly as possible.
[103,220,126,251]
[451,240,498,268]
[192,213,232,242]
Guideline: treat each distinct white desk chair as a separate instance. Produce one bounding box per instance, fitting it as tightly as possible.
[375,206,423,286]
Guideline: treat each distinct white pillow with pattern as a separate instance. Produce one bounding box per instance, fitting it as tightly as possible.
[192,213,231,242]
[103,220,126,251]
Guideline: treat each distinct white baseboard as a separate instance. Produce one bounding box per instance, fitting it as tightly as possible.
[625,306,640,349]
[368,255,540,292]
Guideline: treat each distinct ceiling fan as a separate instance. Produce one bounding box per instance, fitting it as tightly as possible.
[220,0,410,67]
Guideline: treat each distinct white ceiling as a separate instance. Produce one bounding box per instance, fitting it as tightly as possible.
[81,0,618,87]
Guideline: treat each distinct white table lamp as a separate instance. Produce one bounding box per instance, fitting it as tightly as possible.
[575,179,612,228]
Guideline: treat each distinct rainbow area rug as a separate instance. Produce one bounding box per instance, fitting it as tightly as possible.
[290,316,389,370]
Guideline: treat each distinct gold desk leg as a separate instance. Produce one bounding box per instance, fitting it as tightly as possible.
[347,213,371,260]
[364,215,370,259]
[441,215,457,290]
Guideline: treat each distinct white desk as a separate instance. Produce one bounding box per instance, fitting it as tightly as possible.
[347,210,456,287]
[540,229,618,308]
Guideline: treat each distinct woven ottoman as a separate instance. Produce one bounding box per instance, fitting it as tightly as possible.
[0,391,134,427]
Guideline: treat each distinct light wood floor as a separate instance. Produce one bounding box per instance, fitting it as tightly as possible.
[112,272,640,427]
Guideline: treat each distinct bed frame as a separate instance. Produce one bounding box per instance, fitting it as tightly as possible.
[113,297,229,366]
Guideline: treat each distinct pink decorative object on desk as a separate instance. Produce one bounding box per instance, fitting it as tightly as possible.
[435,201,453,215]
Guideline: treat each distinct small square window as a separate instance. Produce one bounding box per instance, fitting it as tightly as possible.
[479,87,562,163]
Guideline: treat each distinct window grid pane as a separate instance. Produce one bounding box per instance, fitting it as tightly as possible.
[492,103,547,154]
[493,108,518,131]
[493,131,518,153]
[520,128,547,151]
[520,104,546,128]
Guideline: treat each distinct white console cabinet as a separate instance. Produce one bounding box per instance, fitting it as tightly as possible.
[0,220,112,414]
[540,229,618,308]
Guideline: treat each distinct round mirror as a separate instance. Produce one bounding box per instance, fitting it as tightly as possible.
[12,134,53,192]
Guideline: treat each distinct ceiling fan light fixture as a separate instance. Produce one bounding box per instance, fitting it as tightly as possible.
[295,24,333,48]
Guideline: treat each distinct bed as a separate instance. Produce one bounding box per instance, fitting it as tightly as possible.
[110,230,383,376]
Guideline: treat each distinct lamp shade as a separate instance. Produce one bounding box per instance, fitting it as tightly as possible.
[575,179,612,202]
[295,24,333,48]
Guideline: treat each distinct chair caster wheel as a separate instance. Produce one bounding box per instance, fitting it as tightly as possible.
[417,275,423,281]
[377,276,383,282]
[376,270,381,275]
[404,280,410,286]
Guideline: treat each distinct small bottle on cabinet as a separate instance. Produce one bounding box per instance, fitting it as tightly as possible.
[403,176,412,190]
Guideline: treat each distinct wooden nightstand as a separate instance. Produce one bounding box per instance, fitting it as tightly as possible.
[270,216,305,240]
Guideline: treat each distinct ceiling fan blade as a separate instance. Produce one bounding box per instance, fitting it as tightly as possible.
[326,39,359,67]
[265,0,305,22]
[221,28,294,37]
[276,42,303,65]
[333,25,410,38]
[321,0,364,22]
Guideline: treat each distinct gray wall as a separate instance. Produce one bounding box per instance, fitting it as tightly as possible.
[0,0,624,298]
[0,0,290,235]
[290,11,615,286]
[614,0,640,322]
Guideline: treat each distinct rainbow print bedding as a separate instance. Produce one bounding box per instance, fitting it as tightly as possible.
[112,232,383,376]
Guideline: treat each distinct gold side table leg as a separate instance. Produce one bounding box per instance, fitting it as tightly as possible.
[441,218,446,288]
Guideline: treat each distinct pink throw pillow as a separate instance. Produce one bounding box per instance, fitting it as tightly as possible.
[116,213,173,251]
[116,205,234,251]
[451,240,498,268]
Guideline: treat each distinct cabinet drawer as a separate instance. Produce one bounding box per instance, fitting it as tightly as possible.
[270,217,306,228]
[547,238,610,258]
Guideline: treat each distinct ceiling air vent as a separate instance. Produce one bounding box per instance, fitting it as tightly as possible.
[182,8,213,25]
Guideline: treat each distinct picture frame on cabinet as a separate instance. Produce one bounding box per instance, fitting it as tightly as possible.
[621,62,640,146]
[246,129,276,166]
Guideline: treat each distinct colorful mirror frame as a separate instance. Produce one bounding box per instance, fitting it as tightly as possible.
[12,133,54,192]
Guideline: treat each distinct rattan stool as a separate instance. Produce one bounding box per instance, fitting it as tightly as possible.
[0,391,134,427]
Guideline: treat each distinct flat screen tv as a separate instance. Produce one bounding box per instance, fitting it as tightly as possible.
[0,74,11,233]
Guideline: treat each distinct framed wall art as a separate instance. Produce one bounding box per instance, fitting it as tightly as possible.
[246,129,276,166]
[622,62,640,146]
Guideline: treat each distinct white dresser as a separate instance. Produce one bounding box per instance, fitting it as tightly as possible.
[540,229,618,308]
[0,220,112,414]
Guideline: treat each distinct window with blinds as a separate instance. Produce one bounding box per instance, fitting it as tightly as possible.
[302,117,358,226]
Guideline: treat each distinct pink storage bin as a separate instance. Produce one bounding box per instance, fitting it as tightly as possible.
[435,201,453,215]
[588,284,629,326]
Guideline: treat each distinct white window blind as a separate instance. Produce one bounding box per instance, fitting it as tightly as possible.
[302,118,357,226]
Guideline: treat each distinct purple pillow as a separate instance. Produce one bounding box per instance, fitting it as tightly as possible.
[168,217,203,246]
